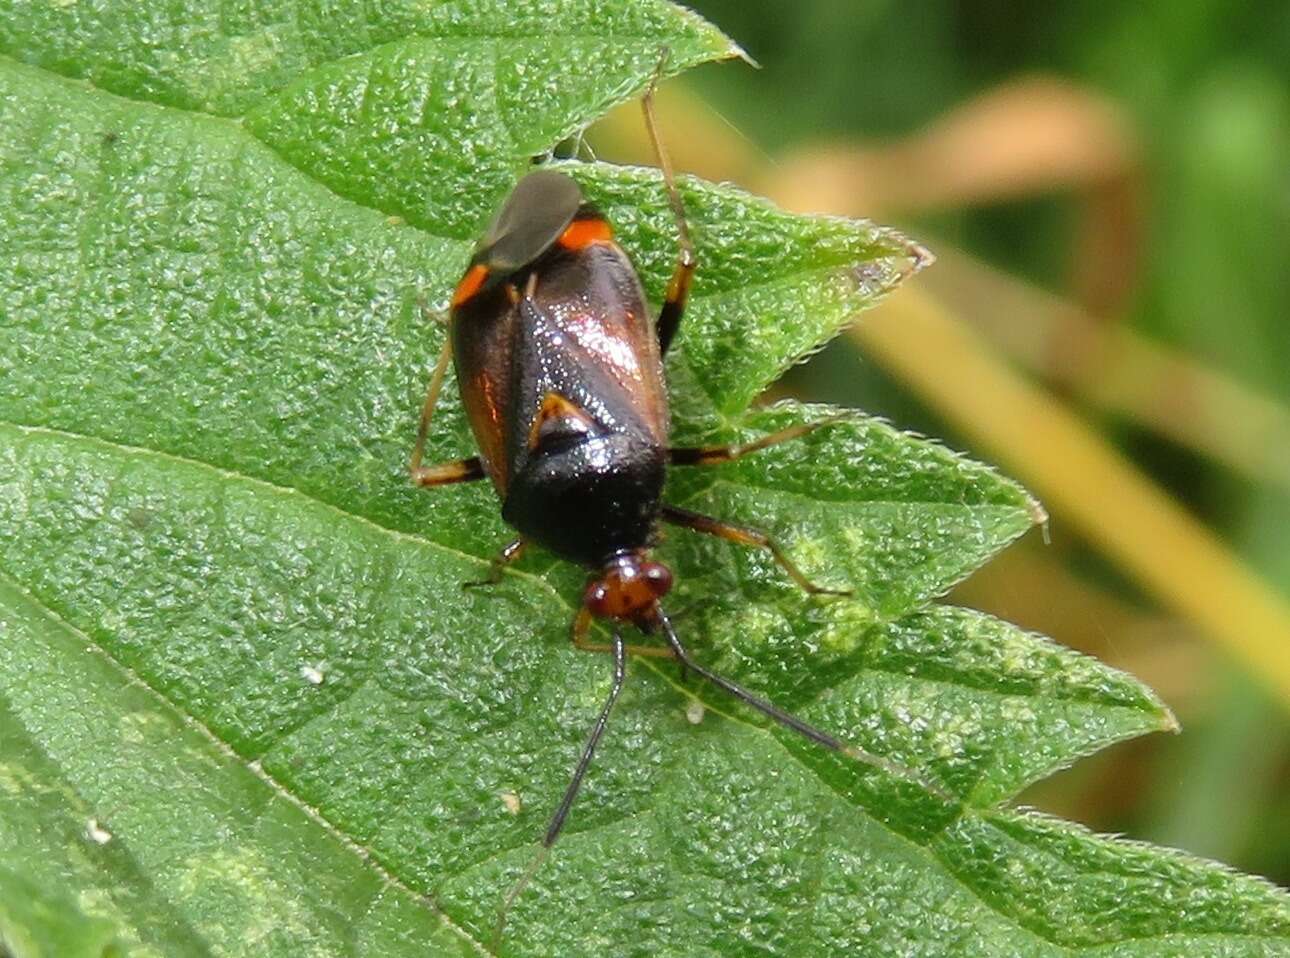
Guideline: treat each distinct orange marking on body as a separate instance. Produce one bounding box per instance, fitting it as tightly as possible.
[451,263,489,307]
[465,367,508,491]
[558,217,614,250]
[526,391,595,450]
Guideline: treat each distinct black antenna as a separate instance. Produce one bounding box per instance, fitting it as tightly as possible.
[494,631,628,948]
[655,609,952,801]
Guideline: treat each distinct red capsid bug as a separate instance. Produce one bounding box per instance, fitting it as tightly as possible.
[409,57,946,941]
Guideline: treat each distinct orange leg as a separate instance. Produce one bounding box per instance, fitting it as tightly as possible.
[660,504,851,597]
[409,336,485,488]
[642,51,695,356]
[463,538,526,588]
[412,457,484,487]
[570,606,676,659]
[669,414,848,467]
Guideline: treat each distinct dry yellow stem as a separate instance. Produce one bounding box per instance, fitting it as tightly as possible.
[856,286,1290,708]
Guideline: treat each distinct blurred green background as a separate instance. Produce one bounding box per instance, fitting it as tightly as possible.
[593,0,1290,885]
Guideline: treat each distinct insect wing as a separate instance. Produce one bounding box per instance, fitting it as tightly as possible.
[503,243,669,478]
[451,289,518,495]
[477,170,583,276]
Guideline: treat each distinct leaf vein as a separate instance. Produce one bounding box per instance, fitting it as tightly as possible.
[0,561,492,956]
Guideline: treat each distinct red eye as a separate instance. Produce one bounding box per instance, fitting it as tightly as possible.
[584,580,612,619]
[643,563,672,597]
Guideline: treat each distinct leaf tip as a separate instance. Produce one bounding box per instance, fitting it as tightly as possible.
[849,230,935,308]
[904,238,936,276]
[1131,674,1179,735]
[727,41,760,70]
[673,3,757,69]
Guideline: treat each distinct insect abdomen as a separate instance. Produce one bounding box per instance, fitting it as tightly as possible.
[502,434,665,566]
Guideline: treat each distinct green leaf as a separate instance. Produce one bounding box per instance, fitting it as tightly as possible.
[0,3,1286,956]
[0,571,477,958]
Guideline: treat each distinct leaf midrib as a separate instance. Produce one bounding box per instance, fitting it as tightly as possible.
[4,418,1078,726]
[3,418,1037,711]
[0,420,1204,955]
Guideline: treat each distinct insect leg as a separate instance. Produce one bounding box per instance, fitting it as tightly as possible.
[571,605,676,659]
[643,50,695,356]
[495,630,628,945]
[462,538,526,588]
[669,414,848,467]
[660,504,851,597]
[655,609,950,801]
[409,336,486,487]
[410,456,484,488]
